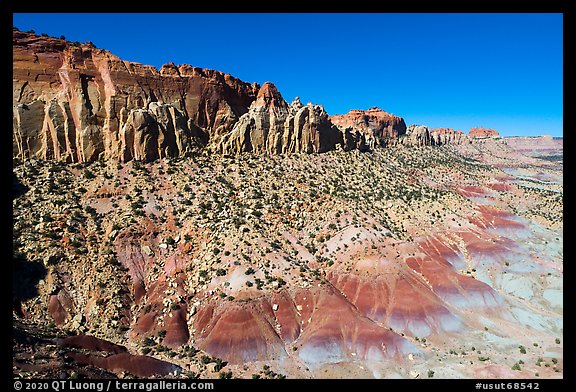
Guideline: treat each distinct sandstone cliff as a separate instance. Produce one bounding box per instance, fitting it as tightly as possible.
[329,109,474,148]
[399,125,470,146]
[330,107,407,148]
[218,83,344,154]
[13,30,258,162]
[430,127,468,145]
[13,30,488,162]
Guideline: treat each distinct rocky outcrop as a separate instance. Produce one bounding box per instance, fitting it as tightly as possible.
[119,102,202,162]
[400,125,470,146]
[12,30,258,162]
[55,334,181,377]
[218,83,344,154]
[399,125,431,146]
[469,127,500,138]
[429,127,468,145]
[330,110,471,148]
[330,107,407,148]
[65,352,181,378]
[12,29,502,162]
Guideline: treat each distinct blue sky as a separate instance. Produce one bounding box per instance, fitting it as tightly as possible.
[13,13,563,137]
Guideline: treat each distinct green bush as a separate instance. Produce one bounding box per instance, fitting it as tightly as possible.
[142,337,156,347]
[519,345,526,354]
[84,169,95,179]
[218,371,232,379]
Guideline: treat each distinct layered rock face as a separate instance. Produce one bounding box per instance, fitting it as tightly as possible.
[12,31,258,162]
[330,107,407,148]
[13,30,501,163]
[330,109,473,148]
[400,125,470,146]
[430,127,468,145]
[218,83,344,154]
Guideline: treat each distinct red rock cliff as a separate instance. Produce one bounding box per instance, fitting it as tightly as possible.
[469,127,500,138]
[330,107,407,148]
[13,29,482,161]
[12,30,259,162]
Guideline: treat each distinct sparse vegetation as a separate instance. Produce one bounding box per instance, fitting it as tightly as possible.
[519,345,526,354]
[11,137,562,379]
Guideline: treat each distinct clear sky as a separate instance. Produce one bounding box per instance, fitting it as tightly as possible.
[12,13,563,137]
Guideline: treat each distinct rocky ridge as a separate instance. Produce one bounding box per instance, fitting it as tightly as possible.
[14,30,497,163]
[217,83,344,155]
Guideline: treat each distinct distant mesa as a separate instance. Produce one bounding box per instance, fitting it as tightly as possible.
[504,134,563,156]
[468,127,500,138]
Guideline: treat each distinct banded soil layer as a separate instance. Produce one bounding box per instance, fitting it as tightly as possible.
[13,30,562,379]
